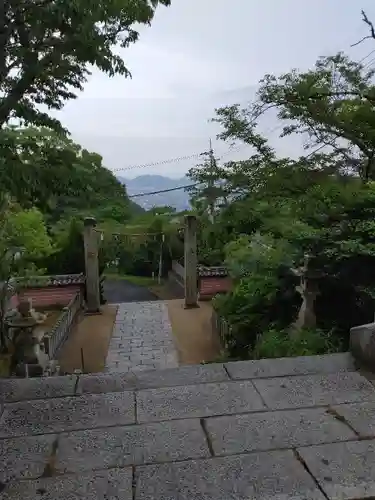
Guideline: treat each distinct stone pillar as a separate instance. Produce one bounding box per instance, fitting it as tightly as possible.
[350,322,375,367]
[83,217,100,314]
[184,215,198,308]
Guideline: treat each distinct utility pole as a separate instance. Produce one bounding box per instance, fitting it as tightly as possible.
[207,138,216,223]
[158,233,164,285]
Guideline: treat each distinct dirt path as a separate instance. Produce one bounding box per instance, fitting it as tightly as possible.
[58,305,117,373]
[166,299,222,364]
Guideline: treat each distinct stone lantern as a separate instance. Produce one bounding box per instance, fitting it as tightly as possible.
[292,254,322,331]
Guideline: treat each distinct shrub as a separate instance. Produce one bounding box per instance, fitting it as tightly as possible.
[252,327,342,359]
[213,267,301,358]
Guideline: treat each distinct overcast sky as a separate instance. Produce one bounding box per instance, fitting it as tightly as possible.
[54,0,375,178]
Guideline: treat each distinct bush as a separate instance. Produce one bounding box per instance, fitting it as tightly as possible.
[252,327,342,359]
[213,267,301,358]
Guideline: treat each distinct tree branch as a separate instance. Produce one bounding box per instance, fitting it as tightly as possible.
[0,0,9,84]
[362,10,375,38]
[352,10,375,47]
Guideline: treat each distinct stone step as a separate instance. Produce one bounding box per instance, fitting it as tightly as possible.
[0,352,356,403]
[1,351,375,500]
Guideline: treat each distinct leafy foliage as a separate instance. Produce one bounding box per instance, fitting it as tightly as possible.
[0,0,170,130]
[252,328,341,359]
[255,54,375,180]
[194,50,375,359]
[212,233,300,358]
[0,127,134,223]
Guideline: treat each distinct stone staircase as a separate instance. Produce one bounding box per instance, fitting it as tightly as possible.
[1,352,375,498]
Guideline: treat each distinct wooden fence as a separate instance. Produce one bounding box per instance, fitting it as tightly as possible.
[43,289,84,359]
[171,261,185,279]
[211,307,232,351]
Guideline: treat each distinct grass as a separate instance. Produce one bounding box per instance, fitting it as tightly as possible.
[252,327,342,359]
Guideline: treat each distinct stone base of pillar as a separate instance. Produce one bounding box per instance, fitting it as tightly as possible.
[350,322,375,369]
[15,363,44,378]
[183,303,200,310]
[84,309,102,316]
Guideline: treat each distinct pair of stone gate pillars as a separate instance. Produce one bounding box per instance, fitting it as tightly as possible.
[83,215,199,313]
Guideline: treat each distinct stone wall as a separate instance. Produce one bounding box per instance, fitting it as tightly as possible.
[170,261,232,300]
[7,274,85,310]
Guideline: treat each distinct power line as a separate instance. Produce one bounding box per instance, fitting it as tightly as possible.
[127,126,300,199]
[359,49,375,64]
[113,153,203,173]
[120,52,374,178]
[126,145,254,198]
[128,145,331,199]
[128,183,199,198]
[363,56,375,70]
[114,125,283,174]
[113,147,242,174]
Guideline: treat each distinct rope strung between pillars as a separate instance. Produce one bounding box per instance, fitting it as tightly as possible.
[92,227,166,279]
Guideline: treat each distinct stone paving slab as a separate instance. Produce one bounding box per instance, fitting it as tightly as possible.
[133,363,229,390]
[332,401,375,437]
[108,364,154,373]
[136,380,265,423]
[76,372,137,394]
[205,407,356,456]
[77,363,228,395]
[0,375,77,403]
[253,372,375,410]
[56,419,209,473]
[225,352,355,380]
[1,355,375,499]
[0,391,135,437]
[298,440,375,500]
[0,434,55,483]
[135,450,325,500]
[1,468,132,500]
[106,302,178,373]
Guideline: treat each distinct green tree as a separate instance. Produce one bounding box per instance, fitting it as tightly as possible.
[0,126,133,222]
[43,218,85,275]
[5,206,52,261]
[254,53,375,180]
[0,200,53,349]
[0,0,170,130]
[187,149,227,218]
[198,50,375,355]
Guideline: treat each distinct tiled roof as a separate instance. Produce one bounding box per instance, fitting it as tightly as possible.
[8,273,86,290]
[198,266,228,277]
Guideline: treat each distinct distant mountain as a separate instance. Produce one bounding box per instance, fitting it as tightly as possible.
[119,175,191,211]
